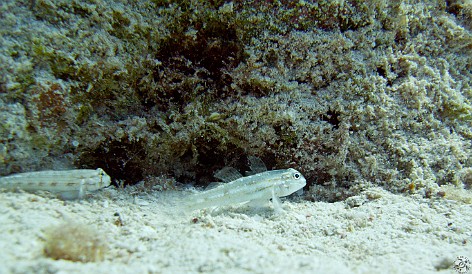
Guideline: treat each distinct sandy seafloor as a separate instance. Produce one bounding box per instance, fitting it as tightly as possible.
[0,186,471,274]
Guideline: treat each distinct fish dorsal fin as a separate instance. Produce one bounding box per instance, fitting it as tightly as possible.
[214,167,243,183]
[246,156,267,175]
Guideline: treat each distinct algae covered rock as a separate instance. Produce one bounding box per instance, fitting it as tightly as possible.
[1,0,471,201]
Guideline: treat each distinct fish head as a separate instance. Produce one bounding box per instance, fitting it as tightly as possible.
[274,168,306,197]
[96,168,112,188]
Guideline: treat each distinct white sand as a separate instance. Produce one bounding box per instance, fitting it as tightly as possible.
[1,187,471,274]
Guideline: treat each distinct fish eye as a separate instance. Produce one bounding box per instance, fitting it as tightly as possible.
[293,173,301,179]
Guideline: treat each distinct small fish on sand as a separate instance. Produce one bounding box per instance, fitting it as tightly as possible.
[183,156,306,213]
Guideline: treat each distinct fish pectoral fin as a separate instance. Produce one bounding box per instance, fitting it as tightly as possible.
[245,198,269,208]
[58,190,83,200]
[214,167,243,183]
[295,188,304,196]
[271,187,283,214]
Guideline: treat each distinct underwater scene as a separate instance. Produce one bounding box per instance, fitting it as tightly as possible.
[0,1,471,273]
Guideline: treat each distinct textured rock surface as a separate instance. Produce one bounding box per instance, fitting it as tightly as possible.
[1,0,471,201]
